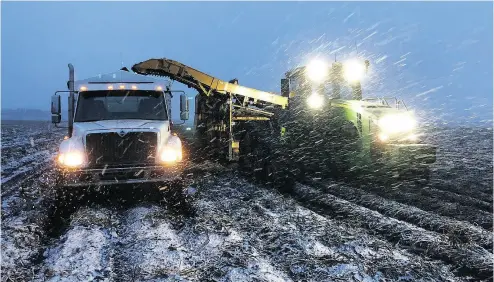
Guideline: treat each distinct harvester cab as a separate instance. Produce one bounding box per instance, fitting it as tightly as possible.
[280,58,370,106]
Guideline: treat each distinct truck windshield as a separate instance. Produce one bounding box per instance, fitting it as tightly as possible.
[74,90,168,122]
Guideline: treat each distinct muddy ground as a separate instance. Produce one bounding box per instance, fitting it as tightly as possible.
[1,120,492,281]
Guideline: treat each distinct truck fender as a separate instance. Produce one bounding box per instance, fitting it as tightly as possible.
[59,136,85,154]
[166,135,182,149]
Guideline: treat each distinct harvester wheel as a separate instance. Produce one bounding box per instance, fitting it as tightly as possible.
[329,122,362,180]
[239,131,269,182]
[264,150,297,194]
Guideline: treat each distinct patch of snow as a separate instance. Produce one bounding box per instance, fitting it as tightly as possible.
[392,250,410,262]
[353,245,377,259]
[119,206,191,279]
[305,240,333,257]
[249,256,292,282]
[43,226,110,281]
[225,230,243,243]
[220,267,255,282]
[326,263,380,281]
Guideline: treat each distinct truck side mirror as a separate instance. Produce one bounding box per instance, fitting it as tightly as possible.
[180,94,189,121]
[281,78,290,98]
[51,95,61,124]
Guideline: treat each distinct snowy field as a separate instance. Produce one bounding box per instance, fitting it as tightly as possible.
[1,120,492,281]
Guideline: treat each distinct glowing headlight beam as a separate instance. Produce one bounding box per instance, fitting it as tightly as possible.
[343,59,366,83]
[378,133,388,142]
[160,147,183,163]
[378,114,416,133]
[305,59,329,83]
[58,151,85,167]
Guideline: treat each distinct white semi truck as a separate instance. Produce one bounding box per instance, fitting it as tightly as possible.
[51,64,190,196]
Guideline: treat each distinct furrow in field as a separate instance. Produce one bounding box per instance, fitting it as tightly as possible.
[291,183,493,280]
[350,181,493,230]
[314,180,493,250]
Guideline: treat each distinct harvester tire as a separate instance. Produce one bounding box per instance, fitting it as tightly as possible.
[264,149,297,194]
[239,131,270,182]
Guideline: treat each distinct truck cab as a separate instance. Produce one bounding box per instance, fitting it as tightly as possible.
[51,65,189,188]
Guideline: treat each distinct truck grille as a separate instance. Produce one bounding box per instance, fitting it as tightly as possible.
[85,132,158,168]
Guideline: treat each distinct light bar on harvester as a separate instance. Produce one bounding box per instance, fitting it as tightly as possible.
[76,83,166,91]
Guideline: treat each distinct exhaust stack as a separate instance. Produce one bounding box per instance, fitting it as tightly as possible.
[68,63,75,137]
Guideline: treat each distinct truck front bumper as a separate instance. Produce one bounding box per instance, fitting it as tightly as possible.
[57,165,183,187]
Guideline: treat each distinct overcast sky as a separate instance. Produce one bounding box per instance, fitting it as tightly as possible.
[2,1,492,126]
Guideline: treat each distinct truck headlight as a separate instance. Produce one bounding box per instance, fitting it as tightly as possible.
[378,114,416,133]
[58,151,85,167]
[307,92,324,109]
[160,147,183,163]
[305,59,328,82]
[343,59,366,83]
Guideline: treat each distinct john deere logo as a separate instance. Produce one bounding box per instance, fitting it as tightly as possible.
[117,130,127,137]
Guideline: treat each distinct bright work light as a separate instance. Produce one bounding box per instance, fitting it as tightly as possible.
[305,59,329,83]
[307,92,324,109]
[378,114,416,134]
[343,59,366,83]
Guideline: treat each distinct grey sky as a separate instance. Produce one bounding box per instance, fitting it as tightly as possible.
[2,1,492,125]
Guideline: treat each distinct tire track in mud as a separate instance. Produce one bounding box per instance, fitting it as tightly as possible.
[1,129,63,188]
[420,185,492,213]
[346,179,493,230]
[29,166,214,281]
[431,180,493,205]
[310,180,493,250]
[32,207,118,281]
[390,177,493,213]
[290,183,493,280]
[1,124,65,282]
[1,170,59,282]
